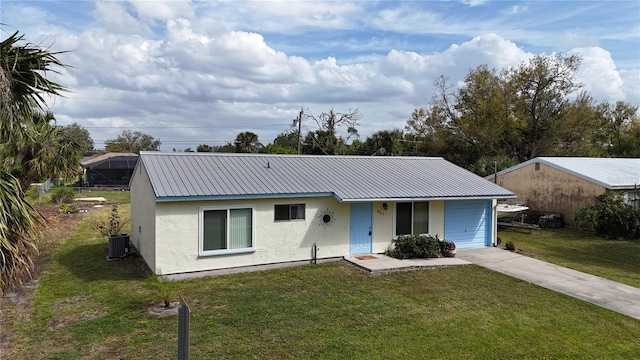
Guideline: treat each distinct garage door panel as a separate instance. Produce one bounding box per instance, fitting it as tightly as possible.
[444,200,491,248]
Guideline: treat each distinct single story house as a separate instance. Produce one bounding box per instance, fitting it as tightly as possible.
[81,152,138,187]
[489,157,640,225]
[130,152,515,276]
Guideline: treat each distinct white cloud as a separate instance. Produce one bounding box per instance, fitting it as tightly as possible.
[372,6,451,34]
[92,1,153,35]
[505,5,529,15]
[127,0,194,20]
[570,47,626,102]
[557,33,599,52]
[619,69,640,104]
[461,0,488,7]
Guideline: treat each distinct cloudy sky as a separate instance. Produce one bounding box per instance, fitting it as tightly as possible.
[2,0,639,151]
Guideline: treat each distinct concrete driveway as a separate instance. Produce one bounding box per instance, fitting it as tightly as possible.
[456,247,640,320]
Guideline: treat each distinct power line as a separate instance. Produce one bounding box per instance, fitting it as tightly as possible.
[84,124,291,129]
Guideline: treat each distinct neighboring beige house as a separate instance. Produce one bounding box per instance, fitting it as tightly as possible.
[130,152,515,277]
[490,157,640,225]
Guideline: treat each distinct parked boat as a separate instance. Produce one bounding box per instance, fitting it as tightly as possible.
[496,204,529,218]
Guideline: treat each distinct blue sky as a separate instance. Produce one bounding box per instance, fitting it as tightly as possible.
[2,0,639,150]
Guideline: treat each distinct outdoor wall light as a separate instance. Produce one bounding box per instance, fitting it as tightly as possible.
[382,202,388,210]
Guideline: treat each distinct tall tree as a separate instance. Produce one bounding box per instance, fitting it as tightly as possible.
[197,144,215,152]
[407,54,596,168]
[601,101,640,157]
[308,108,361,135]
[302,130,342,155]
[60,122,94,155]
[508,54,583,160]
[551,92,607,156]
[104,130,161,153]
[0,31,69,292]
[305,108,361,155]
[363,129,405,156]
[216,142,236,153]
[262,130,298,154]
[234,131,262,153]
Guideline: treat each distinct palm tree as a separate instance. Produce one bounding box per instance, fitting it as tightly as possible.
[0,173,40,292]
[234,131,262,153]
[2,111,84,191]
[1,30,69,293]
[0,31,67,120]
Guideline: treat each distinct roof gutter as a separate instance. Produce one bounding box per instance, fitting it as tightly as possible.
[155,192,336,203]
[341,195,516,202]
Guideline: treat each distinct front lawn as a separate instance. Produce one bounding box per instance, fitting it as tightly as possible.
[499,227,640,288]
[2,209,639,359]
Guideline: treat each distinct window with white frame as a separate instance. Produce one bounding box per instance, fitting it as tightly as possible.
[200,205,255,255]
[395,202,429,237]
[624,191,639,208]
[274,204,305,221]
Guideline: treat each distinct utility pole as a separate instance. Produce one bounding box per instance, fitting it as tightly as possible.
[296,107,303,154]
[493,161,497,183]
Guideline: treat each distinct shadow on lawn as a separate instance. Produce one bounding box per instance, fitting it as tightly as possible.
[56,242,150,282]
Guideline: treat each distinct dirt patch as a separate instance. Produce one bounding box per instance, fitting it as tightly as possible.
[148,301,181,317]
[355,255,377,260]
[49,310,106,331]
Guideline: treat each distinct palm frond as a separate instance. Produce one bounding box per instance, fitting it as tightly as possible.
[0,172,40,293]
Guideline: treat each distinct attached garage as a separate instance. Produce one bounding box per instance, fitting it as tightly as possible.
[444,200,492,248]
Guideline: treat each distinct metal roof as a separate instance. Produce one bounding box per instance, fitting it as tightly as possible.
[136,152,515,202]
[81,152,139,169]
[493,157,640,190]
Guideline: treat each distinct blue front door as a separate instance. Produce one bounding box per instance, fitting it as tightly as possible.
[350,203,372,255]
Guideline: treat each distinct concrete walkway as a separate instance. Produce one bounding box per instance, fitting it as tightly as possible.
[345,248,640,320]
[345,253,470,274]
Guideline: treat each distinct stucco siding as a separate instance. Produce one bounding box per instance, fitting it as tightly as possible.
[145,196,467,275]
[129,162,157,272]
[496,162,606,224]
[372,202,394,253]
[154,197,354,275]
[429,200,445,238]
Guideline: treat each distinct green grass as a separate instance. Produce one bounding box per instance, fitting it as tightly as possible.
[499,227,640,288]
[26,185,131,204]
[76,189,131,203]
[3,210,640,359]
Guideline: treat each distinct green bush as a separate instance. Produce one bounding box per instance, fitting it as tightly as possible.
[574,206,598,232]
[50,187,76,204]
[386,234,440,259]
[90,204,130,238]
[59,203,78,214]
[574,192,640,240]
[505,241,516,251]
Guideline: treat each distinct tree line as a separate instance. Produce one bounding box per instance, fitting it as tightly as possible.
[194,54,639,176]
